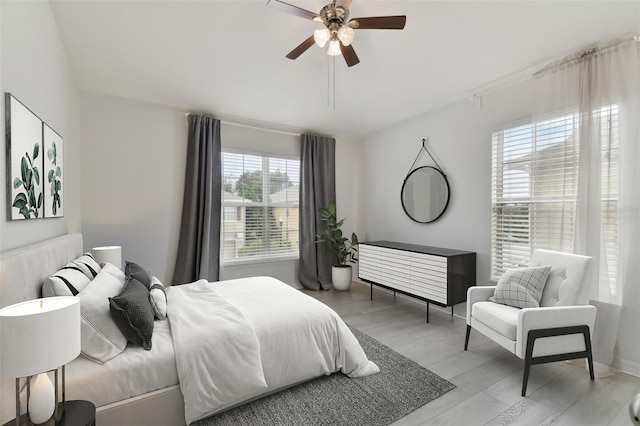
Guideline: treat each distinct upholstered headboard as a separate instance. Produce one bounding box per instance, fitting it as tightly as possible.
[0,233,84,309]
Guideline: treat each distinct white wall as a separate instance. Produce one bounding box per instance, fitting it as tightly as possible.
[334,134,360,280]
[0,1,82,251]
[80,93,187,284]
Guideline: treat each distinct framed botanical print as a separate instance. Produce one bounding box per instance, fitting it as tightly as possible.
[43,123,64,217]
[5,93,44,220]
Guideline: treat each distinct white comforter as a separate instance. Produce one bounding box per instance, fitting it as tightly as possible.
[166,277,379,424]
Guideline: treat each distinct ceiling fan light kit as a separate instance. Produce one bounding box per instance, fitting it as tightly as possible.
[314,28,330,47]
[338,26,355,46]
[267,0,406,67]
[327,40,342,56]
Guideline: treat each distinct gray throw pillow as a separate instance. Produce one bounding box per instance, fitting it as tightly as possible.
[110,277,154,350]
[491,266,552,309]
[125,261,151,289]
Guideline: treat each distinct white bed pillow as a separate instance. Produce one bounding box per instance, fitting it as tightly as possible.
[149,276,167,320]
[100,262,126,283]
[72,252,102,279]
[42,264,92,297]
[78,265,128,364]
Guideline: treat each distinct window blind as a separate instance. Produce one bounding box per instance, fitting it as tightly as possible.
[491,107,619,290]
[221,151,300,263]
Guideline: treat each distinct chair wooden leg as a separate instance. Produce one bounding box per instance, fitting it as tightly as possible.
[522,360,532,397]
[522,332,536,397]
[584,328,595,380]
[522,325,594,397]
[464,325,471,350]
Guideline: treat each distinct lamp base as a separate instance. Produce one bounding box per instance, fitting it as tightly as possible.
[15,367,67,426]
[28,374,55,424]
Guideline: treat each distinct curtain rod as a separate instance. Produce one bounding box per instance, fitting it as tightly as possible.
[470,32,639,99]
[534,33,638,77]
[185,112,302,137]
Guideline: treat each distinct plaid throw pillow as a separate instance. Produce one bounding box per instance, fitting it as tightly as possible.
[491,266,552,309]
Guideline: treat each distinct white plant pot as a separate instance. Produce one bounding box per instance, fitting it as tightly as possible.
[332,265,352,291]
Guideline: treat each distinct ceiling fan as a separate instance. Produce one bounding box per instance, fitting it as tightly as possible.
[267,0,406,67]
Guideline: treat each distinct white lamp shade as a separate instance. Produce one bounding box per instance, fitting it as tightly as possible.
[92,245,122,269]
[0,297,80,378]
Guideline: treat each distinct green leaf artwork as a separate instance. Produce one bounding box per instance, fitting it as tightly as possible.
[12,143,41,219]
[47,141,62,215]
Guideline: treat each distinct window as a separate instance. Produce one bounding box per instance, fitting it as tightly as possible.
[491,106,619,294]
[221,151,300,263]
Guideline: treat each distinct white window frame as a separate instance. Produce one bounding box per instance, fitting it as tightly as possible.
[221,149,300,266]
[491,107,619,293]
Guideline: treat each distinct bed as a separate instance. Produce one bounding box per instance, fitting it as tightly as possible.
[0,233,379,425]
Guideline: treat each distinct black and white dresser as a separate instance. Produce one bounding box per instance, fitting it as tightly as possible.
[358,241,476,322]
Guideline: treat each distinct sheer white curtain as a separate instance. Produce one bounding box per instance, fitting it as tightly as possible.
[532,36,639,373]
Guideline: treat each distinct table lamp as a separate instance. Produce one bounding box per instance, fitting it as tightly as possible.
[0,297,81,425]
[91,246,122,269]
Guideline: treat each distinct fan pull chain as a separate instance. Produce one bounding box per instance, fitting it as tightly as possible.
[327,56,330,108]
[332,56,336,109]
[327,56,336,109]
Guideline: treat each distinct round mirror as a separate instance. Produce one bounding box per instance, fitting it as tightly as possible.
[401,166,450,223]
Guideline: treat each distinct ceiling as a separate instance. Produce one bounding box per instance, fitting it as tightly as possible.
[49,0,639,140]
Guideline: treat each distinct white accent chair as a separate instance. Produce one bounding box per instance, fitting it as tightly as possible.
[465,249,596,396]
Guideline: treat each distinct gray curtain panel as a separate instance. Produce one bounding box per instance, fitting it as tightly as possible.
[299,134,336,290]
[172,114,222,285]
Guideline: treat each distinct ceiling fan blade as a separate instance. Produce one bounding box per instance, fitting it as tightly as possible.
[340,43,360,67]
[349,16,406,30]
[286,35,316,60]
[266,0,319,21]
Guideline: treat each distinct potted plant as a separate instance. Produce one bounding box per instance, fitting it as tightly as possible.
[316,200,359,290]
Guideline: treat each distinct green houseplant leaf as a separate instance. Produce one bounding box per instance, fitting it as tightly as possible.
[316,200,359,266]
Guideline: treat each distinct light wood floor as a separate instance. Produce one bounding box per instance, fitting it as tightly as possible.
[303,282,640,426]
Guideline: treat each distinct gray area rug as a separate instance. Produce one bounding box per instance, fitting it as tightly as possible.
[194,327,455,426]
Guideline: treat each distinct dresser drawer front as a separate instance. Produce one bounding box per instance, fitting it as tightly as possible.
[411,252,448,304]
[411,268,447,285]
[378,253,411,292]
[358,245,381,281]
[359,262,379,282]
[411,252,447,270]
[359,244,380,256]
[379,274,412,293]
[412,286,447,304]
